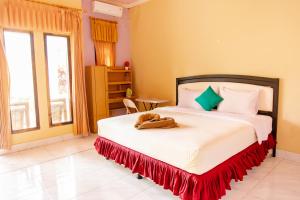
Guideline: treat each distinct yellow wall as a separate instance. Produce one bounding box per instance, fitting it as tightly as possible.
[129,0,300,153]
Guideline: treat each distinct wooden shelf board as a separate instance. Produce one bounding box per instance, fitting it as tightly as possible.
[108,95,136,104]
[107,69,132,73]
[108,98,124,103]
[108,81,132,85]
[109,107,126,111]
[108,90,127,94]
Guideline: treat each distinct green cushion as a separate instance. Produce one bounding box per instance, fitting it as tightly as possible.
[195,86,223,111]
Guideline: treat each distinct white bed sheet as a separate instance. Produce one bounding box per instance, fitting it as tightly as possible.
[97,106,272,175]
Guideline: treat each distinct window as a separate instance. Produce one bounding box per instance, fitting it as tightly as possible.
[44,34,72,126]
[4,30,39,133]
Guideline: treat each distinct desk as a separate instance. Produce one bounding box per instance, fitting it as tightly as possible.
[135,98,169,111]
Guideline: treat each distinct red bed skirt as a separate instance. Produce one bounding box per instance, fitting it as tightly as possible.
[94,134,275,200]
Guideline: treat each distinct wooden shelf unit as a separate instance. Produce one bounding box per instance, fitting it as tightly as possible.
[85,66,108,133]
[106,67,133,116]
[85,66,134,133]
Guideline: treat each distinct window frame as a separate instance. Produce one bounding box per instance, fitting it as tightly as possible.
[44,33,73,127]
[3,28,40,134]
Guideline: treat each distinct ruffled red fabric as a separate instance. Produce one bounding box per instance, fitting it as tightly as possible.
[94,134,275,200]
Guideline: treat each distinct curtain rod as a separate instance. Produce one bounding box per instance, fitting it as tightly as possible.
[24,0,83,12]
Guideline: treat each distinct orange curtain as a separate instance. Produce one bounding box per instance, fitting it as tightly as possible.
[0,28,12,149]
[0,0,90,141]
[94,41,116,67]
[90,18,117,67]
[90,18,118,43]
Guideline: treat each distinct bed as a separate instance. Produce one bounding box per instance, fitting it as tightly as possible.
[94,75,279,200]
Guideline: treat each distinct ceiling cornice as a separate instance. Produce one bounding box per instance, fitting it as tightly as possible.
[95,0,124,7]
[95,0,150,9]
[124,0,150,8]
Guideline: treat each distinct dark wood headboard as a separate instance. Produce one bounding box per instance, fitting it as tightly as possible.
[176,74,279,157]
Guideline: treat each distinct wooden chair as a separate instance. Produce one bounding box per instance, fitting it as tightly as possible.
[123,99,139,114]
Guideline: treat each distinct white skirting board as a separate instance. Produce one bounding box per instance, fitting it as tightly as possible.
[0,133,81,156]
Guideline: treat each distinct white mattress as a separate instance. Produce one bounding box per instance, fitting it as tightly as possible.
[97,107,272,175]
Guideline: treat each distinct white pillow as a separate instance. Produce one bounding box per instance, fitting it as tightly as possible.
[178,86,219,110]
[178,88,204,110]
[217,87,260,115]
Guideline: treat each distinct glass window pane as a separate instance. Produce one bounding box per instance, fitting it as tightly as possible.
[45,35,72,125]
[4,30,39,132]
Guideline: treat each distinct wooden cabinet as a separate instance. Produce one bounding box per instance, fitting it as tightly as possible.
[85,66,134,133]
[85,66,108,133]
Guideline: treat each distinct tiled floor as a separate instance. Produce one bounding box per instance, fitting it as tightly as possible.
[0,135,299,200]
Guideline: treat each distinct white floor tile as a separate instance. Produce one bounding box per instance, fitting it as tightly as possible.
[248,160,300,200]
[131,185,178,200]
[221,189,247,200]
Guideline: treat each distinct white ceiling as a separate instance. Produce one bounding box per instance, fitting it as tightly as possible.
[97,0,149,8]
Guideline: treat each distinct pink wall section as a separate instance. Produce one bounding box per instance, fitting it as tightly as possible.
[82,0,131,66]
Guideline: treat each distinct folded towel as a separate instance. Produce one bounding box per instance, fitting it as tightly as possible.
[135,113,178,130]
